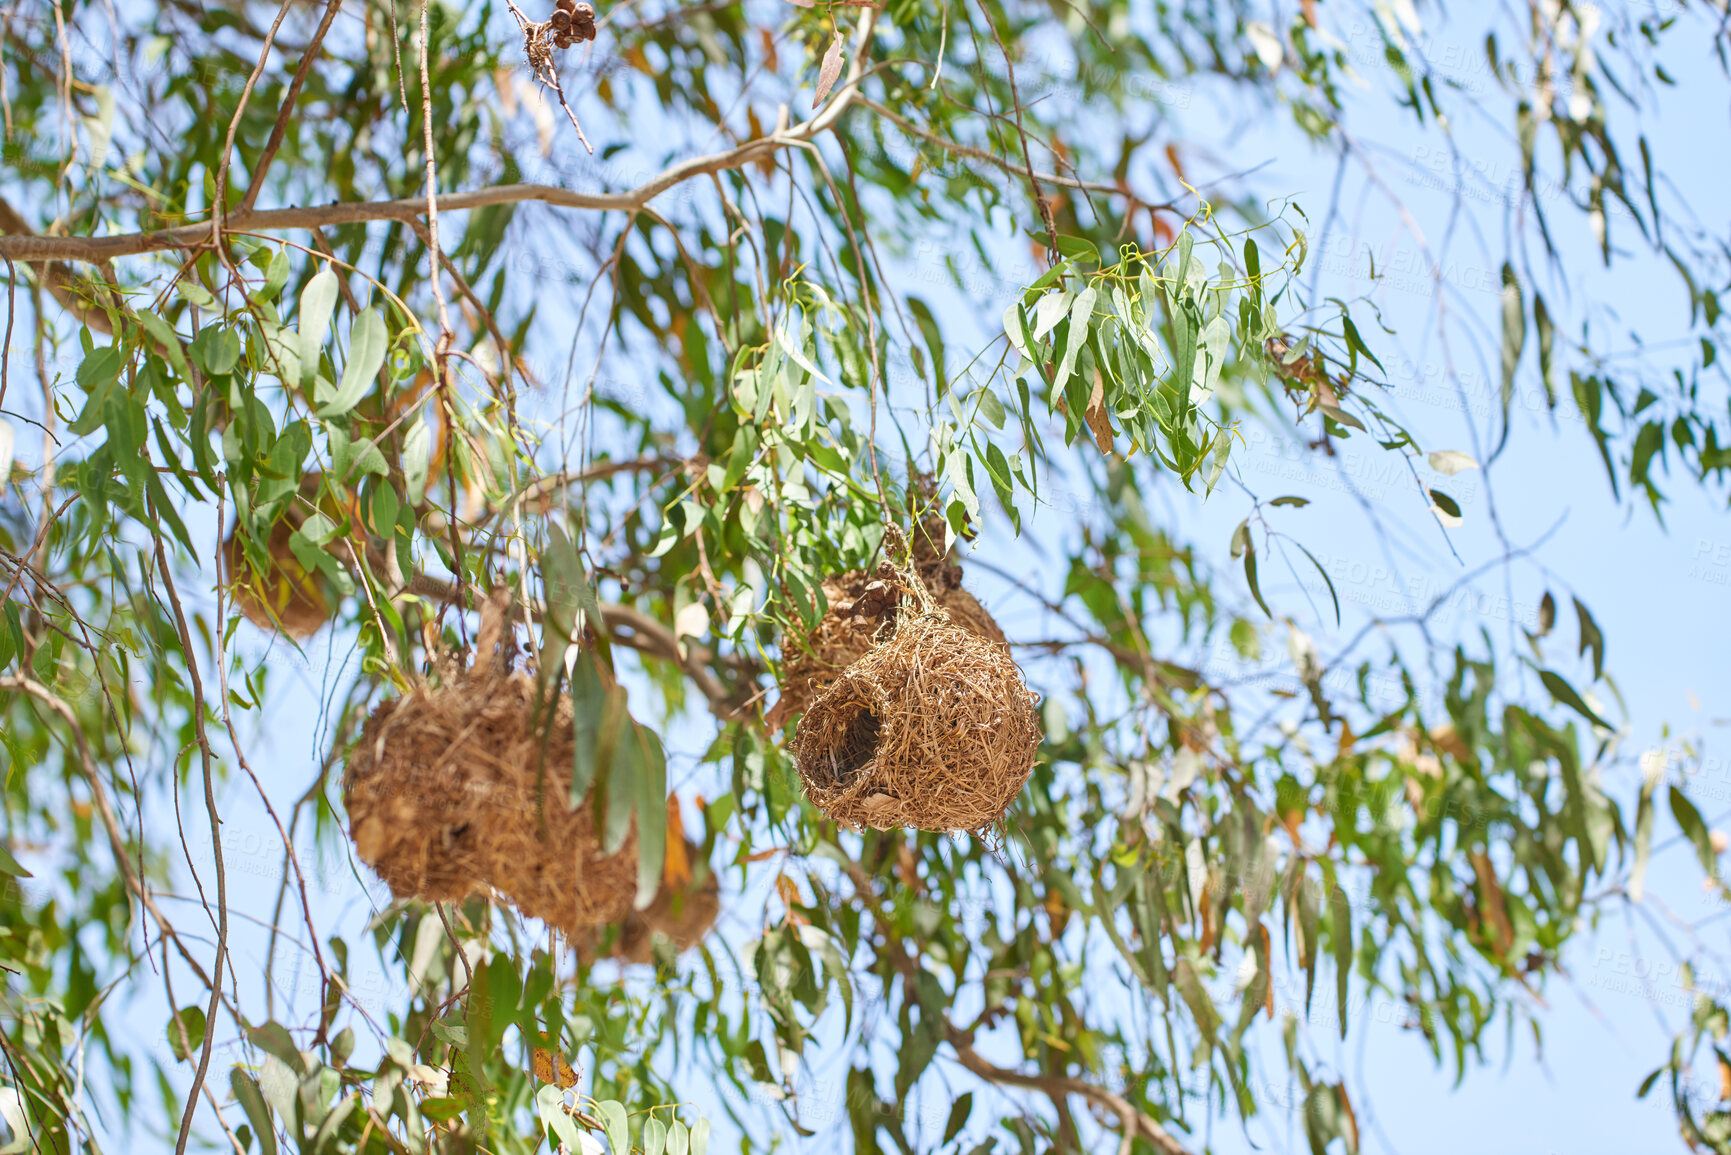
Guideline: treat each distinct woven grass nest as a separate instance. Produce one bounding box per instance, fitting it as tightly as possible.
[574,839,719,965]
[224,474,334,638]
[343,608,637,934]
[766,530,1007,731]
[791,554,1041,833]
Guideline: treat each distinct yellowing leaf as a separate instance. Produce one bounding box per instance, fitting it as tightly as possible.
[532,1049,580,1088]
[664,796,691,888]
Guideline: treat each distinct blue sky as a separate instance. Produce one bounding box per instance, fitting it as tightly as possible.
[35,1,1729,1152]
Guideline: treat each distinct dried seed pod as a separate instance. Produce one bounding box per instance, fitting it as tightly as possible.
[550,9,571,29]
[555,0,575,11]
[553,30,573,48]
[570,2,596,40]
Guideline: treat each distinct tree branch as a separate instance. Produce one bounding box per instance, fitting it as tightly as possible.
[0,64,880,266]
[946,1030,1193,1155]
[839,860,1195,1155]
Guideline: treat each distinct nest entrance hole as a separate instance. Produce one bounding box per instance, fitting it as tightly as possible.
[823,701,881,785]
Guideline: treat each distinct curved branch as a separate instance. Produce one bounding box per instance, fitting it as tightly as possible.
[840,860,1194,1155]
[946,1030,1193,1155]
[0,35,882,268]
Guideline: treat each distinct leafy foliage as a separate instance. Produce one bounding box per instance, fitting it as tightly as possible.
[0,0,1727,1152]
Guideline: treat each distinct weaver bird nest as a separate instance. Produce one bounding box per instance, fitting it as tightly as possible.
[342,601,637,934]
[791,551,1041,833]
[224,473,334,638]
[574,839,719,965]
[767,512,1005,730]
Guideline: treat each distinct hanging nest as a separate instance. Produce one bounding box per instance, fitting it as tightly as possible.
[224,473,335,638]
[766,512,1007,731]
[791,552,1041,833]
[573,838,720,965]
[342,600,638,933]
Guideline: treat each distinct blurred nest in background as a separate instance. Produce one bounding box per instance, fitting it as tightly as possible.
[223,472,334,638]
[342,597,637,933]
[791,549,1040,832]
[767,509,1006,730]
[574,836,720,965]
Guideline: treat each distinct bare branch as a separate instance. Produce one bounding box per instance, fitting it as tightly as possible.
[0,67,881,266]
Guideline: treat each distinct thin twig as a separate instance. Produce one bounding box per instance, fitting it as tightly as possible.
[240,0,348,213]
[153,538,230,1155]
[212,491,333,1039]
[0,71,877,264]
[212,0,297,247]
[969,0,1058,263]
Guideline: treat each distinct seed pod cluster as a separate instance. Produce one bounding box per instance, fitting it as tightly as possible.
[549,0,596,49]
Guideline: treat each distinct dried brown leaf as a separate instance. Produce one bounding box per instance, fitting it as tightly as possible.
[532,1049,580,1088]
[1084,374,1113,455]
[813,31,845,109]
[1470,850,1514,955]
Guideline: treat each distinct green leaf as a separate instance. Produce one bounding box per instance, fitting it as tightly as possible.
[369,483,400,539]
[1269,495,1310,507]
[247,1021,303,1070]
[568,650,623,806]
[543,523,602,643]
[231,1070,279,1155]
[1574,597,1604,681]
[1669,786,1718,878]
[1292,541,1341,627]
[596,1099,631,1155]
[1002,301,1032,359]
[1499,263,1526,444]
[298,267,339,386]
[1341,315,1384,375]
[320,308,388,417]
[328,425,388,485]
[722,423,758,494]
[975,388,1006,430]
[1230,519,1251,559]
[1428,489,1462,519]
[1537,668,1612,729]
[195,327,241,376]
[668,1119,690,1155]
[0,843,31,879]
[943,1093,972,1144]
[1330,887,1352,1039]
[77,345,124,393]
[402,416,433,505]
[691,1118,710,1155]
[629,721,669,908]
[1534,292,1556,407]
[137,311,189,376]
[1173,956,1221,1048]
[1630,771,1657,903]
[167,1006,207,1061]
[256,246,292,304]
[1631,420,1664,487]
[644,1117,668,1155]
[1318,403,1365,432]
[1052,286,1097,398]
[536,1085,583,1153]
[1245,548,1271,618]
